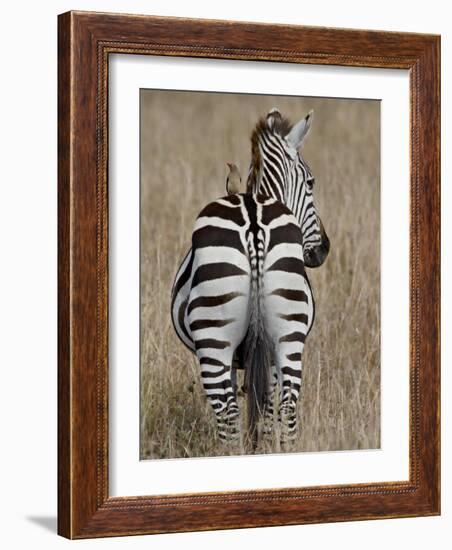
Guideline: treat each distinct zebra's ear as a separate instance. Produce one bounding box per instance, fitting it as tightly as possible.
[286,110,313,149]
[266,108,282,130]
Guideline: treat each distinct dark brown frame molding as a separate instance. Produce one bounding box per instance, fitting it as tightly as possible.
[58,11,440,538]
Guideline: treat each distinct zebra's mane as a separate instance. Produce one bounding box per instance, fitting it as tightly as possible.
[247,113,293,192]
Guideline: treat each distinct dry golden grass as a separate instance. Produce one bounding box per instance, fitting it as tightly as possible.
[140,90,380,459]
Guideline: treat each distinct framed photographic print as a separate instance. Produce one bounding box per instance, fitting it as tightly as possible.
[58,11,440,538]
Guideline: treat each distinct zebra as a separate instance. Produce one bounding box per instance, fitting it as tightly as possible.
[170,109,330,445]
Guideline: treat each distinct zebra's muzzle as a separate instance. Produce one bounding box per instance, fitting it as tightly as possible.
[304,232,330,268]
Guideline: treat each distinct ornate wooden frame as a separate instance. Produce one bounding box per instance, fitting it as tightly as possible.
[58,11,440,538]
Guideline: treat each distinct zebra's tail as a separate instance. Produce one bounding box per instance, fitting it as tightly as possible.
[244,230,273,448]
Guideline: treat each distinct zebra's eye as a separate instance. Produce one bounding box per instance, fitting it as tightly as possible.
[306,177,315,190]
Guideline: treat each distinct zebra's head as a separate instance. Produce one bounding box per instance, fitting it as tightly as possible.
[247,108,330,268]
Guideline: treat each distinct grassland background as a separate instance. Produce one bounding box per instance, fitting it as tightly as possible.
[140,90,380,460]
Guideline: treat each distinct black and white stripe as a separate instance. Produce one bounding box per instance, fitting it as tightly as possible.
[170,109,330,445]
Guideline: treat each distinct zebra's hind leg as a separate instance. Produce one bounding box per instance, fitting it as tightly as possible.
[277,354,303,447]
[199,355,241,443]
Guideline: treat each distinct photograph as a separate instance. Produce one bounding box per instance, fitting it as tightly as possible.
[139,90,381,460]
[0,0,443,544]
